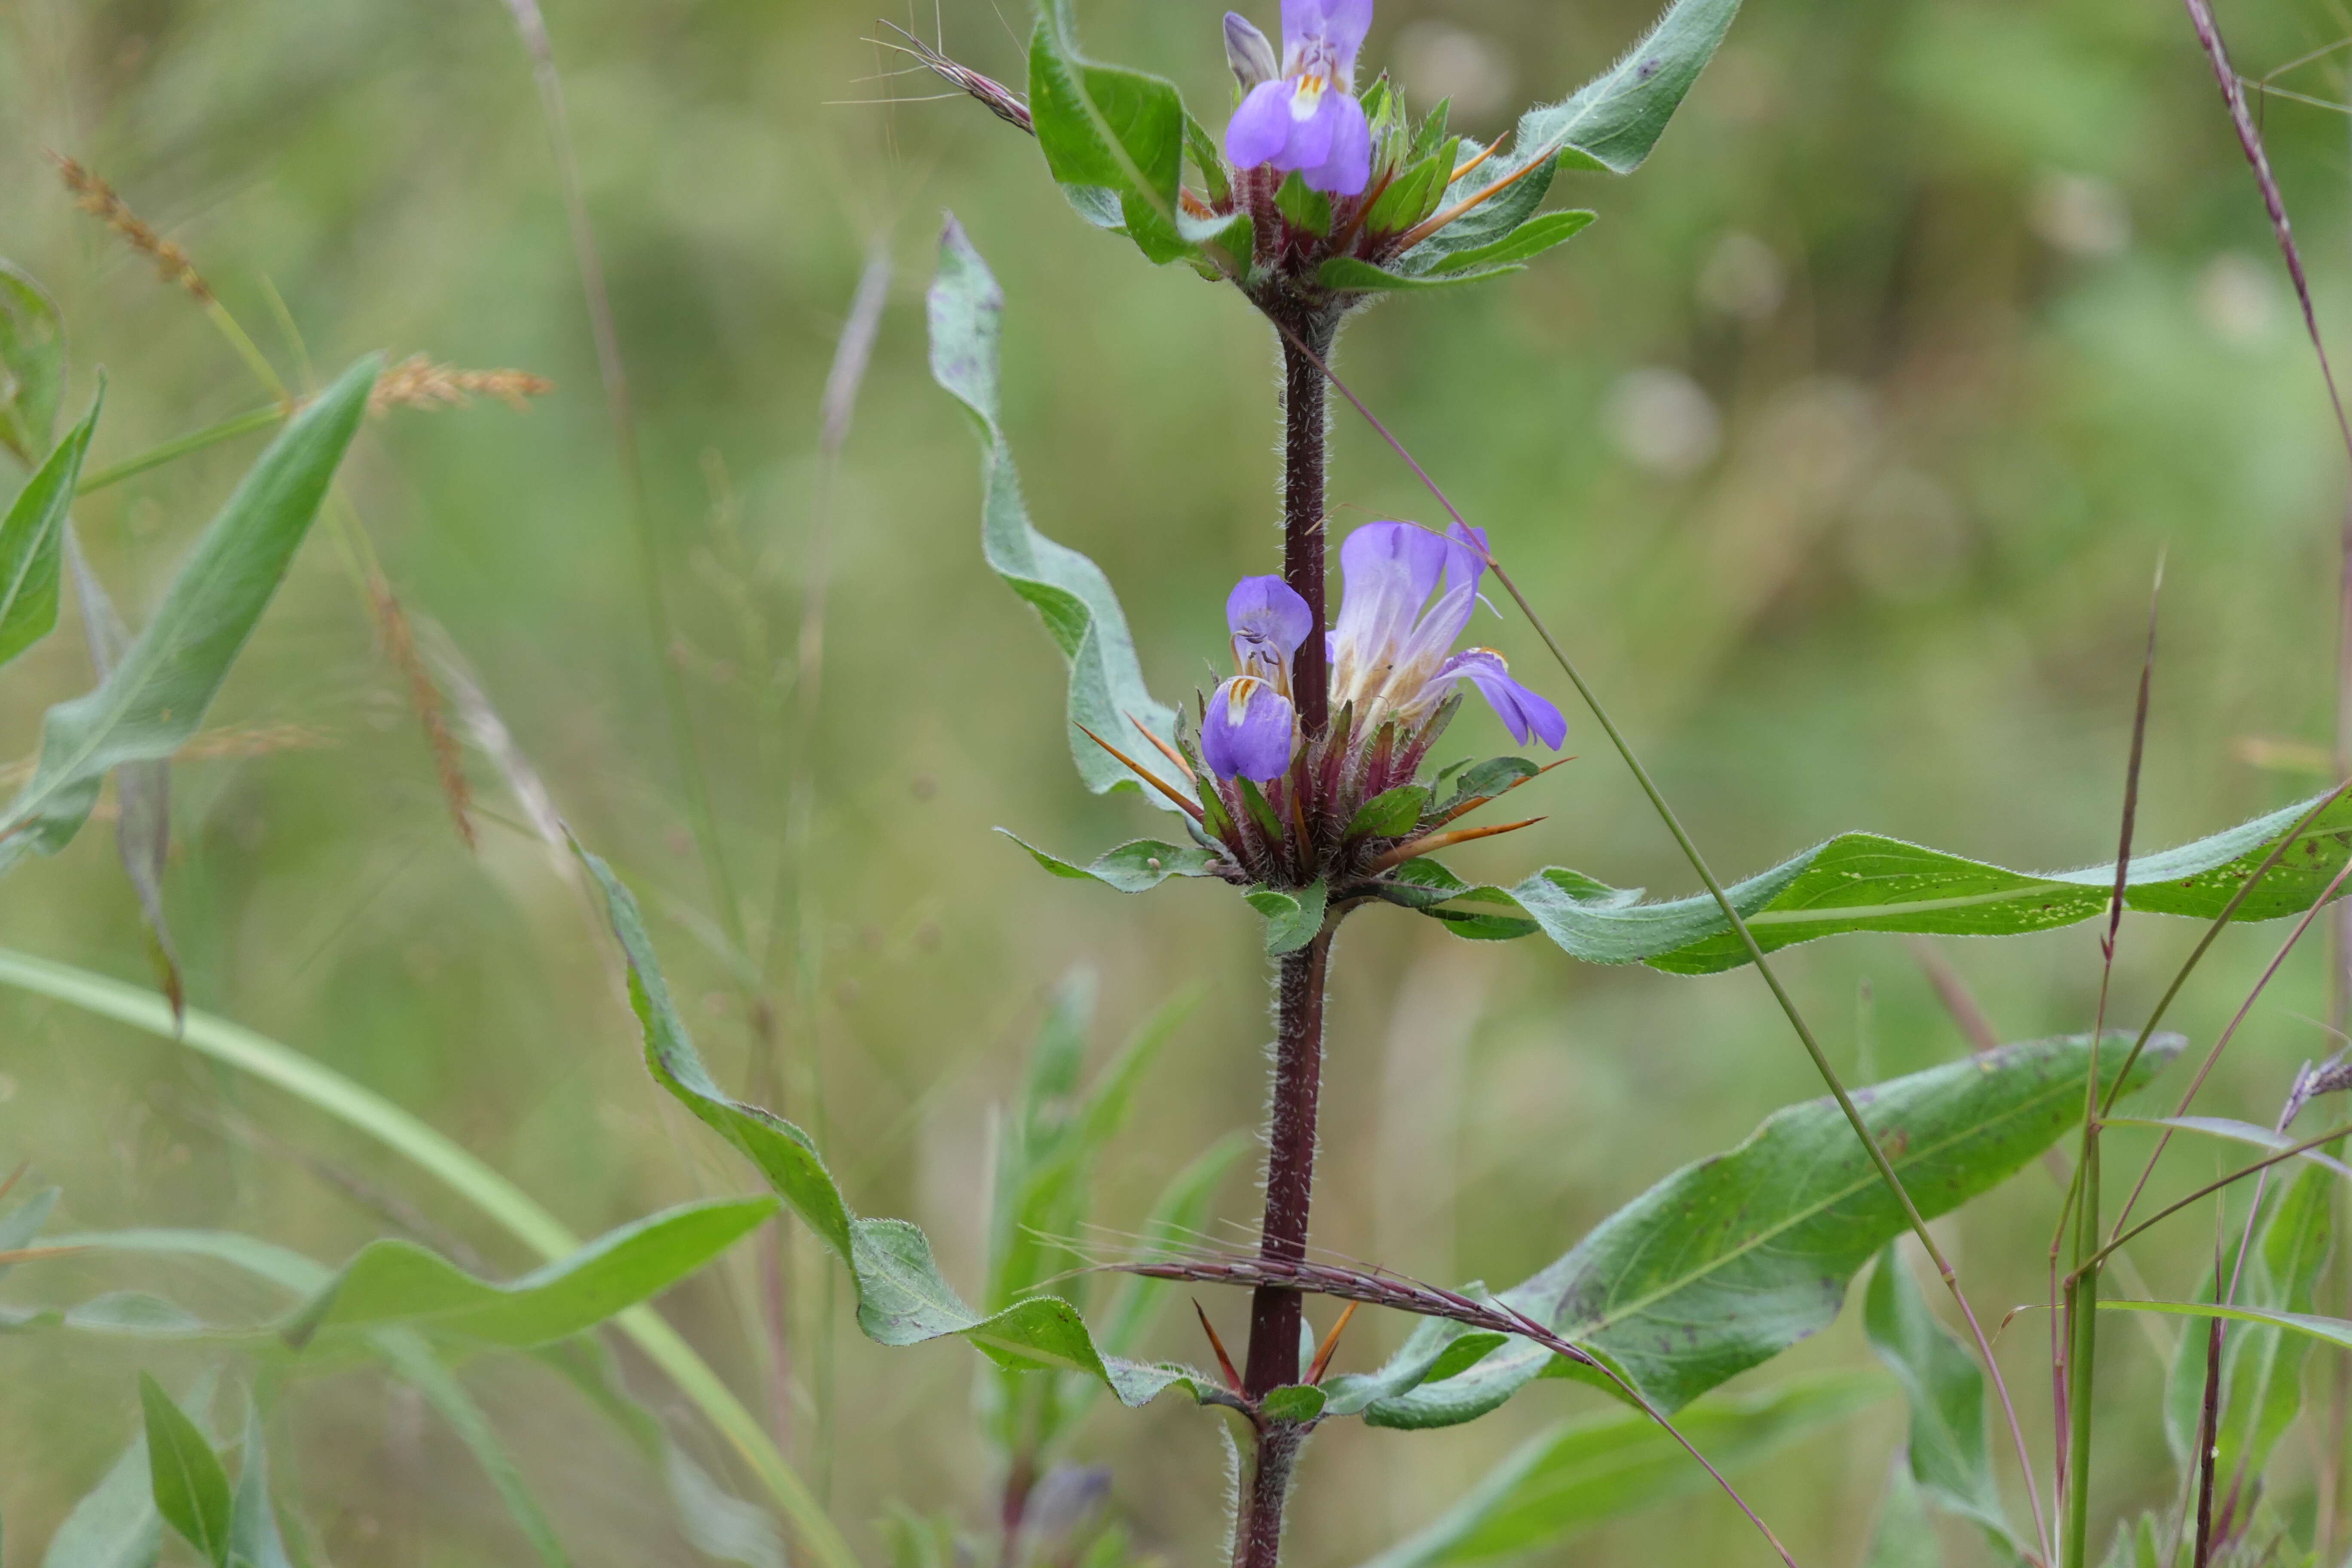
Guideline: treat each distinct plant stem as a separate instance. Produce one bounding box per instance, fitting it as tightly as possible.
[75,402,285,495]
[1234,927,1335,1568]
[1275,309,1336,738]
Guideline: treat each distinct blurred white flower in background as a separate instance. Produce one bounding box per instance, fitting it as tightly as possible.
[1394,21,1514,124]
[1698,231,1785,321]
[2197,251,2278,346]
[2028,170,2130,257]
[1604,366,1722,476]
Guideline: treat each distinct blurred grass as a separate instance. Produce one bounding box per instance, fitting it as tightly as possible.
[7,0,2352,1562]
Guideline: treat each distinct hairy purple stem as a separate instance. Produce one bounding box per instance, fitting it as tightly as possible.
[1276,310,1336,738]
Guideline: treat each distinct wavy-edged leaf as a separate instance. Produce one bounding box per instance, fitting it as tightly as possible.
[1354,1032,2180,1428]
[140,1374,232,1568]
[1863,1247,2019,1554]
[0,390,97,668]
[928,224,1185,807]
[999,829,1215,890]
[0,261,64,468]
[1356,1371,1885,1568]
[1431,211,1597,275]
[284,1197,775,1348]
[1503,0,1743,179]
[1396,787,2352,972]
[0,355,377,873]
[1246,879,1327,956]
[576,843,1206,1411]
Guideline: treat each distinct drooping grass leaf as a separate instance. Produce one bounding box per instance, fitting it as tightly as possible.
[1863,1247,2019,1555]
[576,842,1205,1410]
[1345,1032,2180,1428]
[2107,1115,2352,1184]
[1355,1371,1886,1568]
[228,1405,295,1568]
[0,355,377,873]
[0,261,65,468]
[1399,787,2352,973]
[283,1197,776,1348]
[2110,1297,2352,1348]
[140,1373,233,1568]
[0,389,98,668]
[1505,0,1743,178]
[928,224,1185,808]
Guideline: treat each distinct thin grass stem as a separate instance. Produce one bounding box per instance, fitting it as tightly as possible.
[76,403,285,494]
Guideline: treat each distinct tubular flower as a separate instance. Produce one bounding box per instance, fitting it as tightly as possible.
[1327,521,1568,750]
[1223,0,1375,196]
[1203,575,1312,781]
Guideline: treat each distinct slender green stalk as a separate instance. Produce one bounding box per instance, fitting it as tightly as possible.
[1266,315,2054,1563]
[76,404,284,495]
[0,946,858,1568]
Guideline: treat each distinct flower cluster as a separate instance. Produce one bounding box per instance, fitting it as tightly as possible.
[1141,521,1565,894]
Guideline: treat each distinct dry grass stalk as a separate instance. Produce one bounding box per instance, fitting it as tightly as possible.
[48,152,213,303]
[370,354,553,416]
[367,573,476,850]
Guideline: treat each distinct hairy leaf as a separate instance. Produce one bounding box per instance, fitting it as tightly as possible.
[1863,1247,2018,1554]
[1320,257,1527,294]
[1354,1032,2180,1427]
[285,1197,775,1348]
[0,390,97,668]
[1000,830,1215,890]
[0,355,377,873]
[577,843,1206,1410]
[1357,1371,1885,1568]
[140,1374,232,1568]
[1399,788,2352,973]
[1432,210,1597,274]
[928,224,1185,807]
[0,261,64,468]
[1505,0,1743,178]
[1247,879,1327,956]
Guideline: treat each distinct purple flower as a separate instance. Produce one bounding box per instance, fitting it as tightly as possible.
[1327,520,1566,749]
[1203,676,1299,781]
[1223,0,1375,196]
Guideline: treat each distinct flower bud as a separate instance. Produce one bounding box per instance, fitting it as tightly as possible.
[1224,12,1278,90]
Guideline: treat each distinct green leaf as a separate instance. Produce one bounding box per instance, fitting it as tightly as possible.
[1860,1458,1940,1568]
[0,261,65,468]
[1348,784,1431,840]
[284,1197,777,1349]
[140,1374,232,1568]
[575,844,1206,1411]
[1247,879,1327,956]
[2106,1115,2352,1183]
[1359,1032,2180,1428]
[927,224,1185,807]
[0,1181,60,1283]
[2109,1297,2352,1350]
[1261,1384,1325,1423]
[373,1330,571,1568]
[1356,1371,1885,1568]
[1505,0,1744,178]
[1236,777,1283,842]
[228,1406,294,1568]
[1863,1247,2019,1554]
[1363,153,1448,236]
[1275,172,1333,237]
[1319,257,1527,294]
[1028,0,1231,268]
[43,1421,168,1568]
[1433,758,1541,818]
[999,829,1216,890]
[0,355,377,873]
[0,389,98,668]
[1431,211,1597,274]
[1396,788,2352,973]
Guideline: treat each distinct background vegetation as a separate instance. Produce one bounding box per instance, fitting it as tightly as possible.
[5,0,2352,1562]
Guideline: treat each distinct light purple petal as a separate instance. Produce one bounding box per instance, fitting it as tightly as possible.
[1298,91,1372,195]
[1202,676,1298,781]
[1280,85,1341,173]
[1227,79,1297,168]
[1316,0,1374,74]
[1436,649,1568,749]
[1279,0,1322,50]
[1332,521,1449,658]
[1224,12,1278,88]
[1227,575,1313,654]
